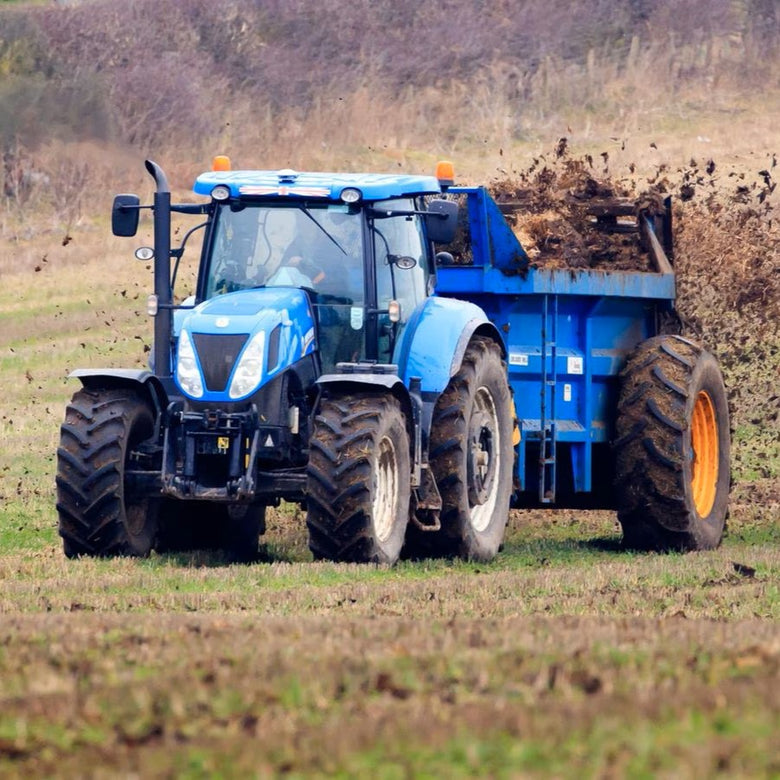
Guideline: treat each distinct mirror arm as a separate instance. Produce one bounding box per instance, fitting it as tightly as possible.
[366,207,444,219]
[171,203,209,215]
[117,204,152,212]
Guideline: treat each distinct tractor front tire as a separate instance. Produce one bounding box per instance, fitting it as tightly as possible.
[415,336,514,561]
[614,335,730,551]
[306,393,410,564]
[56,387,159,557]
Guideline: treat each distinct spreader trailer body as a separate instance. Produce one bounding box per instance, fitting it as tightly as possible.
[436,184,729,551]
[56,158,729,563]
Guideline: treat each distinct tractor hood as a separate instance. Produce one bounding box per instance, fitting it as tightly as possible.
[173,287,316,402]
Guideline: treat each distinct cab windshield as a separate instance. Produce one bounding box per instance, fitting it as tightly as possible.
[203,203,364,305]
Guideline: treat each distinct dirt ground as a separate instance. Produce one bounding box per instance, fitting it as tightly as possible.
[2,495,778,777]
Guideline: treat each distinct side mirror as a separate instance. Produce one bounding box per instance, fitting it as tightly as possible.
[425,199,459,244]
[112,194,140,237]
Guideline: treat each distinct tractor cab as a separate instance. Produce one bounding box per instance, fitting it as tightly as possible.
[192,162,457,376]
[201,202,366,373]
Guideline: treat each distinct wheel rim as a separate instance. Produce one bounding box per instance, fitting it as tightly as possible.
[468,386,500,533]
[373,434,398,543]
[691,390,719,517]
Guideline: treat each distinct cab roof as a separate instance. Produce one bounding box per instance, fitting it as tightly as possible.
[193,169,443,202]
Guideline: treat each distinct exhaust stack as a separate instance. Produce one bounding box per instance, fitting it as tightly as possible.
[145,159,173,380]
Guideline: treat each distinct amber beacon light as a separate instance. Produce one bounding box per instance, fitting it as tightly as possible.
[212,155,232,172]
[435,160,455,188]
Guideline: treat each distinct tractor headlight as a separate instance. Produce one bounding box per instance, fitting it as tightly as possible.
[340,187,361,203]
[176,329,204,398]
[229,331,266,399]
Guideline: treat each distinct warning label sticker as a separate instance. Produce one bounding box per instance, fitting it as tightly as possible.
[509,353,529,366]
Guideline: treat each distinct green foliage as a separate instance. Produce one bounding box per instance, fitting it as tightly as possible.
[0,13,114,149]
[0,15,51,78]
[0,15,51,148]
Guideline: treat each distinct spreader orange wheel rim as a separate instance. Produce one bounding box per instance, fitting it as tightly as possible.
[691,390,719,517]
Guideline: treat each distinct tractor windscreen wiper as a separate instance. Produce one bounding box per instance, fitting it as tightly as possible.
[299,206,347,255]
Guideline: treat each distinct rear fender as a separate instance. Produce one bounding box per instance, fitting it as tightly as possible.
[394,296,505,395]
[392,297,505,477]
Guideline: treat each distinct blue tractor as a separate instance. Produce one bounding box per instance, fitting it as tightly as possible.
[56,157,730,563]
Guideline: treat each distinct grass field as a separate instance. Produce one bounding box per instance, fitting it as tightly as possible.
[1,511,778,777]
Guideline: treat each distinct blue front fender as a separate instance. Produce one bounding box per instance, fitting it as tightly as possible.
[394,296,504,395]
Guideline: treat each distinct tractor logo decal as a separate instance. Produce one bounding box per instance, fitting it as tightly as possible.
[239,185,331,197]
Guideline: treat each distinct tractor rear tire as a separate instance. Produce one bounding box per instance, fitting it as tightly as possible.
[614,335,730,551]
[56,387,159,557]
[306,393,410,564]
[410,336,514,561]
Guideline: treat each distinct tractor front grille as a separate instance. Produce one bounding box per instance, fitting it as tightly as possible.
[191,333,249,393]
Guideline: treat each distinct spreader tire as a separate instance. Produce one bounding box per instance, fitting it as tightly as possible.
[306,393,410,564]
[414,336,514,561]
[56,387,159,557]
[614,335,730,551]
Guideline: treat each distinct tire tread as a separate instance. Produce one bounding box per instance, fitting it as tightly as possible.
[614,335,729,551]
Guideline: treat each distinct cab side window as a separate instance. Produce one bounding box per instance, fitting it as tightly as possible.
[373,198,429,361]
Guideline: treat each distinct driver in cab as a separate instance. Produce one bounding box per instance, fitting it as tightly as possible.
[253,208,360,297]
